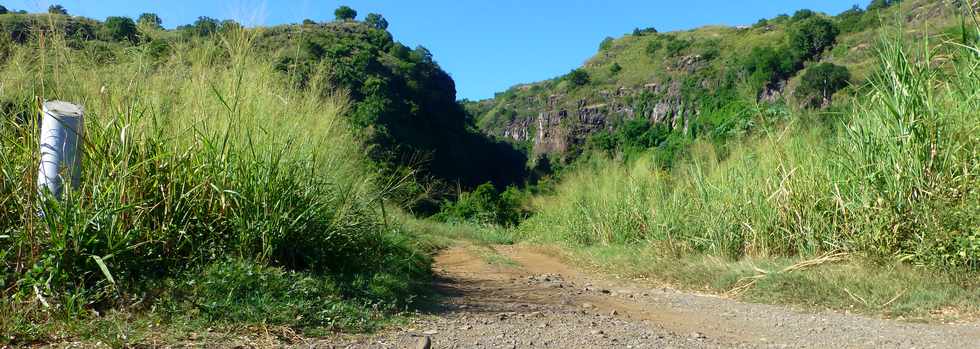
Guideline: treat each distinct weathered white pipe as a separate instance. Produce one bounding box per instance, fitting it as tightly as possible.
[37,101,84,199]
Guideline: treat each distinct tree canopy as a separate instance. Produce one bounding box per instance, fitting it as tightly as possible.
[0,5,8,15]
[365,13,388,30]
[48,4,67,15]
[138,13,163,30]
[334,6,357,21]
[788,16,839,60]
[566,69,590,87]
[103,16,138,42]
[796,62,851,108]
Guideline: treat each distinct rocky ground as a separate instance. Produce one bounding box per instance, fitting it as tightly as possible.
[317,244,980,349]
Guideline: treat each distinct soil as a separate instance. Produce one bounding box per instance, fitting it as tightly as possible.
[319,244,980,348]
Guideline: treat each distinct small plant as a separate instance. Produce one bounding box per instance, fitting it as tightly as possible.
[609,62,622,74]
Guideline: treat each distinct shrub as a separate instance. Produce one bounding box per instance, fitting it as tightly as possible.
[609,62,622,74]
[566,68,590,87]
[646,38,663,56]
[664,37,691,57]
[795,62,851,108]
[599,36,614,51]
[633,27,657,36]
[137,13,163,30]
[742,45,801,88]
[434,183,528,227]
[792,9,816,21]
[102,16,137,43]
[788,16,839,60]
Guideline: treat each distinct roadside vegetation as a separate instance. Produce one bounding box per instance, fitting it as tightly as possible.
[513,11,980,319]
[0,7,439,346]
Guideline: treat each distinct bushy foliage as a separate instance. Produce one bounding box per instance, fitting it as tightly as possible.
[48,4,67,15]
[788,16,839,60]
[742,45,800,88]
[868,0,902,11]
[645,34,690,57]
[434,183,527,227]
[795,62,851,108]
[335,5,357,21]
[565,68,590,86]
[599,36,614,51]
[365,13,388,30]
[836,5,873,33]
[792,9,817,21]
[609,62,622,74]
[268,21,528,209]
[664,36,691,57]
[137,12,162,30]
[102,16,137,43]
[632,27,658,36]
[0,5,7,15]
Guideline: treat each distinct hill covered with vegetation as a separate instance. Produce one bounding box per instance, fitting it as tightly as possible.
[467,0,962,169]
[0,3,516,344]
[0,0,978,345]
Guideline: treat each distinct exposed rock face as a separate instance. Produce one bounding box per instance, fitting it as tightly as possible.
[492,78,697,157]
[759,80,787,104]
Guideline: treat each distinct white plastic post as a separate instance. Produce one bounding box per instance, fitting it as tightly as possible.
[37,101,84,199]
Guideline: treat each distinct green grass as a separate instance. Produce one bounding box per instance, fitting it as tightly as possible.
[514,19,980,320]
[564,243,979,320]
[0,26,432,345]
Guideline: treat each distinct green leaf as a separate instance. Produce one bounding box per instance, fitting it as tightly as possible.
[92,255,116,285]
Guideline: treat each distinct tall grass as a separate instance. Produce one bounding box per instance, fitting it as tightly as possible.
[519,26,979,270]
[0,26,429,340]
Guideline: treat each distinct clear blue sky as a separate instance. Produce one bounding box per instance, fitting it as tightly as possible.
[5,1,862,100]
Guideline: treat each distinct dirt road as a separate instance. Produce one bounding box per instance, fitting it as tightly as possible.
[322,244,980,348]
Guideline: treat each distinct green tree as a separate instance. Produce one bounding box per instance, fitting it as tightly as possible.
[138,13,163,30]
[191,16,219,36]
[742,45,800,87]
[334,6,357,21]
[788,16,839,60]
[795,62,850,108]
[792,9,816,21]
[48,4,67,15]
[365,13,388,30]
[0,5,8,15]
[566,69,590,87]
[103,16,138,42]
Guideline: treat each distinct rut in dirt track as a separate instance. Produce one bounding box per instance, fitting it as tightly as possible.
[323,244,980,348]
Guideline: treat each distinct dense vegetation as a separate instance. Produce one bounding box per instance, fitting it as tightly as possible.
[0,5,467,344]
[0,0,977,344]
[516,2,979,271]
[262,19,528,212]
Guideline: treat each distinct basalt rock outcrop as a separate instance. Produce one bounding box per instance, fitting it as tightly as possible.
[492,79,697,157]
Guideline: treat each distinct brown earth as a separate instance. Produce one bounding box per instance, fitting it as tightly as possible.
[320,244,980,348]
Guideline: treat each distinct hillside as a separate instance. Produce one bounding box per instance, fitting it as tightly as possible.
[0,11,527,211]
[469,0,963,165]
